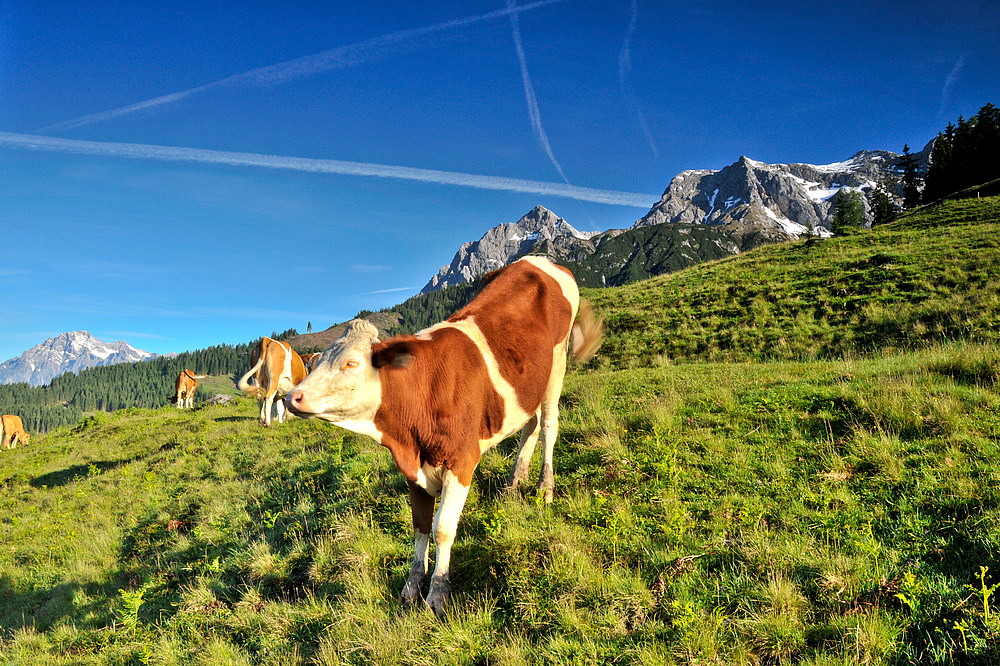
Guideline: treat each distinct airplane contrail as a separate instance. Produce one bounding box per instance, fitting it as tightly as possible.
[36,0,570,133]
[507,0,570,184]
[938,55,965,119]
[619,0,659,159]
[0,131,658,208]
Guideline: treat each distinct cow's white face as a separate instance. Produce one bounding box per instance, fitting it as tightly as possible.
[285,320,382,424]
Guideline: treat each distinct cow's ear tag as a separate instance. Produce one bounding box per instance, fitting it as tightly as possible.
[390,352,413,368]
[372,341,416,369]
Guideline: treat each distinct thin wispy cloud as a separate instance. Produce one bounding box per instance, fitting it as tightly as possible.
[938,55,965,118]
[37,0,569,133]
[59,295,313,321]
[365,286,416,295]
[618,0,659,159]
[507,0,570,184]
[352,264,393,273]
[0,132,658,207]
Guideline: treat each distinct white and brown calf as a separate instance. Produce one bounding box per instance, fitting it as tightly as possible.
[285,256,602,616]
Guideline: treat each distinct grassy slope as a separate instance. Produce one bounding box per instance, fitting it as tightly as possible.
[590,196,1000,368]
[2,198,999,664]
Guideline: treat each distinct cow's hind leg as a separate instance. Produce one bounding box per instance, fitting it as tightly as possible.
[537,347,568,503]
[257,398,269,427]
[425,470,471,617]
[261,389,278,427]
[504,411,540,492]
[401,480,435,605]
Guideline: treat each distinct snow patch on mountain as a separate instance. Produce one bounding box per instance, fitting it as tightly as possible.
[636,150,901,234]
[0,331,157,387]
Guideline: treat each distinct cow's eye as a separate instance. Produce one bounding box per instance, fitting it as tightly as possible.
[344,360,359,369]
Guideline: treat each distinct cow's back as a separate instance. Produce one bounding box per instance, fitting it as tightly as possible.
[446,257,575,411]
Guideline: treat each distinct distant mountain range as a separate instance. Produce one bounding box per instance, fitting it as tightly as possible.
[423,150,912,292]
[0,331,156,387]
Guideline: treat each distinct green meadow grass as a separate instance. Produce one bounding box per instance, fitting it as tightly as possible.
[590,197,1000,368]
[2,345,999,664]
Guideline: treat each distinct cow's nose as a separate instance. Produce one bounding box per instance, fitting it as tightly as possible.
[287,390,306,411]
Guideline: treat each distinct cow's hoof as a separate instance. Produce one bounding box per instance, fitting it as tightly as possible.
[425,578,451,618]
[400,577,425,606]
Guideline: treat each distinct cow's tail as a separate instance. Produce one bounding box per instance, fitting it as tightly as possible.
[571,298,603,363]
[237,354,266,400]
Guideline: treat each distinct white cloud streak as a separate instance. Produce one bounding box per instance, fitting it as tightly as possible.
[507,0,570,184]
[37,0,569,133]
[365,286,417,295]
[938,55,965,118]
[619,0,658,159]
[0,132,658,208]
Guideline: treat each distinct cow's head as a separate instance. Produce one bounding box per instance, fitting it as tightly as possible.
[285,319,383,423]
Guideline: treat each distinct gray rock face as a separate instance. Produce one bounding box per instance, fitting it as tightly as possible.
[635,151,900,235]
[421,205,601,293]
[418,150,910,294]
[205,394,237,406]
[0,331,156,387]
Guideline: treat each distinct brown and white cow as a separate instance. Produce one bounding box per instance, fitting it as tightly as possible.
[174,369,206,408]
[1,414,30,449]
[300,352,321,374]
[237,337,308,426]
[285,256,602,615]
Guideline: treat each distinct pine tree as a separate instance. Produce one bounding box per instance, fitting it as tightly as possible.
[924,126,956,203]
[831,189,865,235]
[971,103,1000,184]
[869,178,897,226]
[898,144,922,209]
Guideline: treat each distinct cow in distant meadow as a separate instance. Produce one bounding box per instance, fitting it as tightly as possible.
[286,256,602,615]
[1,414,30,449]
[174,369,206,408]
[238,337,308,426]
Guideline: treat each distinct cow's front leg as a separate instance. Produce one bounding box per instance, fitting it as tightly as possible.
[272,397,286,424]
[426,469,471,617]
[402,480,434,605]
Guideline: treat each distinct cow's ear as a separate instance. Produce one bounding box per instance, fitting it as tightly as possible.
[371,340,416,369]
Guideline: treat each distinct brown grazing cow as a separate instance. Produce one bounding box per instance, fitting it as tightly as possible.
[1,414,30,449]
[237,337,308,426]
[285,256,602,615]
[174,369,206,408]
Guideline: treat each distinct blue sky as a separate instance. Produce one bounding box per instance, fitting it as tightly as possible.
[1,0,998,362]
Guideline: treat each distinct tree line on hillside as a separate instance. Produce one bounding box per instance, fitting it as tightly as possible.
[0,341,260,433]
[832,102,998,235]
[358,281,480,336]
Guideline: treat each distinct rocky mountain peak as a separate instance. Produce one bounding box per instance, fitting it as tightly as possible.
[0,331,156,387]
[420,206,599,293]
[635,151,902,236]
